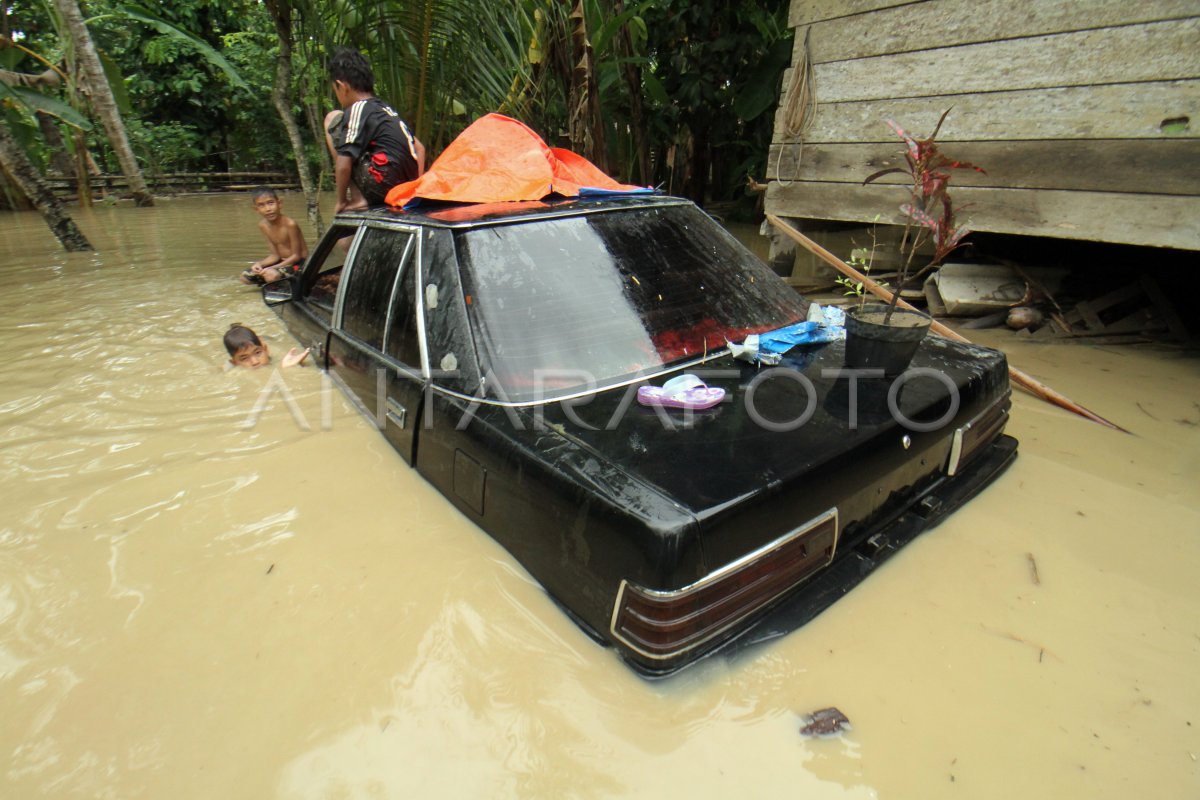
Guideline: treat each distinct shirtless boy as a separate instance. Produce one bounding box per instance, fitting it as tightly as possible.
[239,187,308,285]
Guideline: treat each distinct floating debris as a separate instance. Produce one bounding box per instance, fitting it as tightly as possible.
[800,707,851,737]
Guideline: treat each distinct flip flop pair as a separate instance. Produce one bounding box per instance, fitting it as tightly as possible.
[637,374,725,410]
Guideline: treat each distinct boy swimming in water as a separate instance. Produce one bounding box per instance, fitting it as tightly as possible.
[239,187,308,285]
[224,324,310,369]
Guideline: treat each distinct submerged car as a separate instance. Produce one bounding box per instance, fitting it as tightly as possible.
[262,195,1016,676]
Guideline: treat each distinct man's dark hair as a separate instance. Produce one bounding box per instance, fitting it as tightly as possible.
[329,48,374,93]
[224,324,262,355]
[251,186,278,201]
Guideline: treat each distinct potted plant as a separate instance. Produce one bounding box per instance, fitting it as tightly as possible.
[844,109,985,374]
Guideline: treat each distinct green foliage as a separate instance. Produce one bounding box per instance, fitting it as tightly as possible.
[83,0,261,171]
[638,0,792,203]
[834,218,886,311]
[95,4,249,91]
[864,112,984,322]
[0,83,92,130]
[4,0,796,207]
[124,118,204,174]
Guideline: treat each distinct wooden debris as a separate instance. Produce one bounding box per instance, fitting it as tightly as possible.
[1140,275,1191,341]
[766,214,1130,432]
[1031,276,1191,344]
[800,707,851,737]
[1135,402,1159,421]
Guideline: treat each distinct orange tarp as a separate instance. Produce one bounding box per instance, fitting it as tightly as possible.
[384,113,645,208]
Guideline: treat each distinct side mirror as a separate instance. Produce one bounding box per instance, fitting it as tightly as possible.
[262,277,295,306]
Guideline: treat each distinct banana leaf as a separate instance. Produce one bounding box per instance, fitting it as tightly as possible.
[0,82,93,130]
[87,5,248,92]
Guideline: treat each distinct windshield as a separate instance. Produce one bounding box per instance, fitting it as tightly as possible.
[455,203,808,402]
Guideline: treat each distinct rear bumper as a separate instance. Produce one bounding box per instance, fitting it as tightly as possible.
[625,433,1018,676]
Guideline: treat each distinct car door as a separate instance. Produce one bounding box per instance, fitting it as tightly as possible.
[272,222,363,366]
[327,223,425,464]
[380,239,425,465]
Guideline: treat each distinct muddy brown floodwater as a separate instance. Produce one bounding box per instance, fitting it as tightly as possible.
[1,194,1198,799]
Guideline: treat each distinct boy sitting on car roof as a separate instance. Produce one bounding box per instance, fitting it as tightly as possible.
[325,48,425,213]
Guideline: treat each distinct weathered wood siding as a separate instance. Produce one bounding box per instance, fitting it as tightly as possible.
[766,0,1200,250]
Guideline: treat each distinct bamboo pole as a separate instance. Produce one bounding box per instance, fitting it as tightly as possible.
[766,214,1128,433]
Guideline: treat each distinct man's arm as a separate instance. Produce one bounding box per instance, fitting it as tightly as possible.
[415,137,426,176]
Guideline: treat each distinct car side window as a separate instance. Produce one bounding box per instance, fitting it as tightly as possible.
[299,223,357,322]
[385,252,419,367]
[341,227,414,351]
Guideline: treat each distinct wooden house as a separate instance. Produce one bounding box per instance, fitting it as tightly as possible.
[765,0,1200,267]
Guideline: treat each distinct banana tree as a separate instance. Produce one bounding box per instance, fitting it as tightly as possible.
[0,80,93,249]
[51,0,153,205]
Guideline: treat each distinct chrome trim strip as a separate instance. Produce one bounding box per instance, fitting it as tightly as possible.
[362,220,424,234]
[609,507,839,662]
[946,429,965,477]
[415,232,431,380]
[329,328,384,359]
[357,197,686,231]
[331,226,366,330]
[425,353,732,409]
[324,366,382,430]
[330,199,684,231]
[946,392,1011,477]
[381,228,417,351]
[430,199,685,230]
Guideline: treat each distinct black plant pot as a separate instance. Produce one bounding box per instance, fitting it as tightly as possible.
[844,302,932,375]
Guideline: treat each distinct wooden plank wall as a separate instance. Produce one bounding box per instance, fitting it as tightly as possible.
[765,0,1200,250]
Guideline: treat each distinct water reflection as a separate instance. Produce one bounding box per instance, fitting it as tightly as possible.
[0,196,1197,798]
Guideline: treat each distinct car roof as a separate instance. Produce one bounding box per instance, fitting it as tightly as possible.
[333,193,693,229]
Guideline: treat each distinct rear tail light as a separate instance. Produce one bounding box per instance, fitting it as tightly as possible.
[946,393,1011,476]
[610,508,838,665]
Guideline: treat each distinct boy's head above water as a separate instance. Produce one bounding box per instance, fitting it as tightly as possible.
[224,324,270,369]
[252,187,281,221]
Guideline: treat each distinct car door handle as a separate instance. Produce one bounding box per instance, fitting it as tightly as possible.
[386,397,406,428]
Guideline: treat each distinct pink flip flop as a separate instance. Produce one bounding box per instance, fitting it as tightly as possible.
[637,374,726,410]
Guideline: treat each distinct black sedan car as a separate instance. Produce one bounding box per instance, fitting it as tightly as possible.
[262,195,1016,676]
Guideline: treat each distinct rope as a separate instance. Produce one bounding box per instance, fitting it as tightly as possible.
[774,26,816,185]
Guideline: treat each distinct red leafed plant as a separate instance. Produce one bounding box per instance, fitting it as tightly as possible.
[864,108,985,323]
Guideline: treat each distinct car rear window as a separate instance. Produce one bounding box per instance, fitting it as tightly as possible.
[455,203,807,402]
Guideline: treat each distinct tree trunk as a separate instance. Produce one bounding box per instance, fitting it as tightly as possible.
[614,0,649,185]
[36,113,76,176]
[304,99,331,175]
[297,40,331,180]
[51,0,153,206]
[0,122,92,251]
[263,0,322,236]
[0,160,36,210]
[568,0,607,171]
[73,128,93,207]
